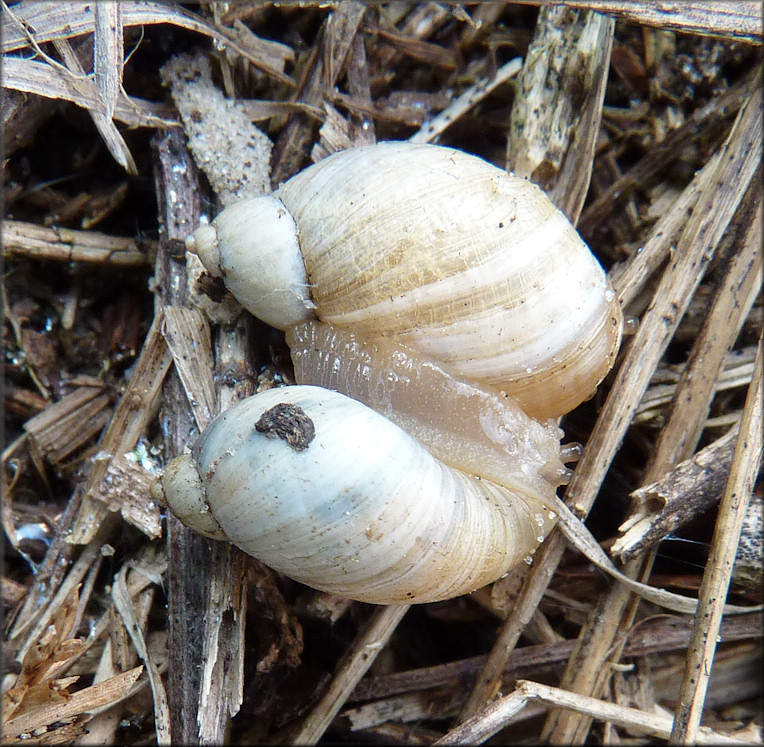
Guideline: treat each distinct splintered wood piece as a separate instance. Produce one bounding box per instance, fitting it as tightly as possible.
[507,1,762,43]
[161,307,216,431]
[152,126,251,744]
[152,127,209,745]
[613,427,737,561]
[87,453,162,540]
[507,6,613,222]
[68,313,173,545]
[23,386,112,465]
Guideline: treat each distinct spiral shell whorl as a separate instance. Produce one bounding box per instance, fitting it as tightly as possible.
[189,194,316,330]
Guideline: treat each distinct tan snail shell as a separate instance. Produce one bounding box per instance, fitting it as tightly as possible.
[155,142,623,604]
[187,141,622,420]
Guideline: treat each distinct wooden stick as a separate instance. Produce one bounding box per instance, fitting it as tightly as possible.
[646,176,762,476]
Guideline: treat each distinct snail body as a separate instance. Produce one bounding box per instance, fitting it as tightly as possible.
[158,142,624,604]
[188,141,622,419]
[158,385,558,604]
[286,320,569,494]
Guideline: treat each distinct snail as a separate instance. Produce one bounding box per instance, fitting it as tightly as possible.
[154,141,623,604]
[158,384,563,604]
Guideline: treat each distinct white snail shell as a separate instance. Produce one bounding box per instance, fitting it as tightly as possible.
[187,141,622,419]
[157,385,559,604]
[157,142,624,604]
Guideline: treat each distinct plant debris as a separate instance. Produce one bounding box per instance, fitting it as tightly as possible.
[2,2,761,744]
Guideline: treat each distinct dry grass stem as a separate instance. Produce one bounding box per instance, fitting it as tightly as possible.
[68,313,173,544]
[614,428,738,561]
[463,61,762,729]
[608,150,716,308]
[112,559,170,744]
[410,57,522,145]
[542,76,762,744]
[460,8,618,718]
[350,612,761,704]
[291,604,411,744]
[2,220,155,265]
[439,678,752,745]
[3,56,175,129]
[551,494,755,615]
[671,336,763,741]
[3,666,144,744]
[636,346,757,425]
[161,307,216,431]
[578,76,751,235]
[646,178,762,475]
[93,3,124,123]
[2,1,296,85]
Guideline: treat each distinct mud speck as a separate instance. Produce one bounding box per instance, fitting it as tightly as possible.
[255,403,315,451]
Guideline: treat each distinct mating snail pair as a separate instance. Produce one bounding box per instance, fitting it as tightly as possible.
[153,142,623,604]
